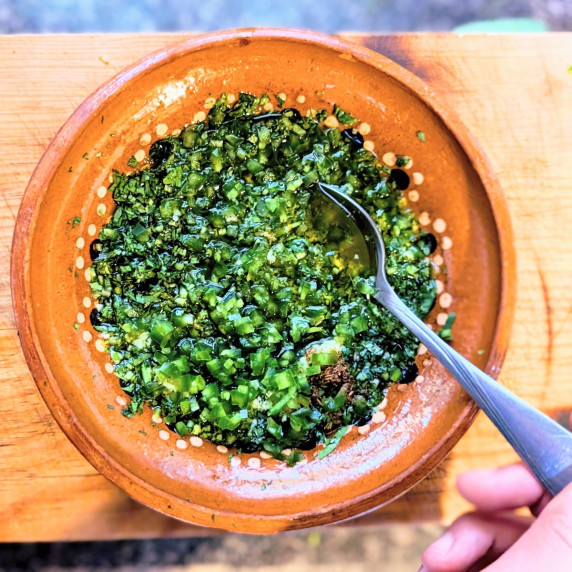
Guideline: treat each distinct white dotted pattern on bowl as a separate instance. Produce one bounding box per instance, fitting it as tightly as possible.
[324,115,339,129]
[358,122,371,136]
[382,152,396,166]
[248,457,261,469]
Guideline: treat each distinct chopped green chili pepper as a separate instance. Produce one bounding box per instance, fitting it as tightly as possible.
[437,312,456,341]
[90,93,435,456]
[318,425,349,459]
[333,104,358,125]
[274,94,285,108]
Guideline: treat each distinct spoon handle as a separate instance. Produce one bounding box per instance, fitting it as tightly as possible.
[375,287,572,497]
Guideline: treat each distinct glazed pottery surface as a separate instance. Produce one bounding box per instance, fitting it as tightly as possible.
[11,29,515,532]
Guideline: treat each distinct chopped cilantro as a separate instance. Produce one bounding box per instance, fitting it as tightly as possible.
[396,155,411,167]
[286,451,304,466]
[73,322,79,330]
[416,131,426,142]
[68,216,81,229]
[107,404,114,409]
[314,108,328,122]
[82,152,89,160]
[127,156,138,168]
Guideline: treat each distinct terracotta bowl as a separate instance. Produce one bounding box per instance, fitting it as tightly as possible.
[11,29,515,533]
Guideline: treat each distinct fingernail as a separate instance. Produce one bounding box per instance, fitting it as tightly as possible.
[428,530,455,556]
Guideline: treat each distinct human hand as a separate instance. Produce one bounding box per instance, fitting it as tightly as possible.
[419,463,572,571]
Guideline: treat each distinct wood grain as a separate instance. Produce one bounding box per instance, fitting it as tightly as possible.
[1,33,571,541]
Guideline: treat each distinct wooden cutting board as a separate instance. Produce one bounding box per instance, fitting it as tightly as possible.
[0,33,571,542]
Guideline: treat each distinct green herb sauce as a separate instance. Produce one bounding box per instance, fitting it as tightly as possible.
[89,93,436,456]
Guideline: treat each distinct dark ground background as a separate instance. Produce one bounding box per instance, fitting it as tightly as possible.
[1,1,571,570]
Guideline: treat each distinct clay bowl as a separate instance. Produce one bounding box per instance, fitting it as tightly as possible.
[11,29,515,533]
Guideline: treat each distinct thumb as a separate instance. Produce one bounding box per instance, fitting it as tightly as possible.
[486,481,572,571]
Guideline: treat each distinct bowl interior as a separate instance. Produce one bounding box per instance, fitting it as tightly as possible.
[13,30,512,532]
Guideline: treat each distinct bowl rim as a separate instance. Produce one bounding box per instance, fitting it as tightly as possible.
[11,27,516,532]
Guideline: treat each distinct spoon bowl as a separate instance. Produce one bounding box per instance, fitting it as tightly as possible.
[316,182,572,496]
[316,182,385,283]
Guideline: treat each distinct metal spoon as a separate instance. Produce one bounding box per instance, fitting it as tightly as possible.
[316,182,572,496]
